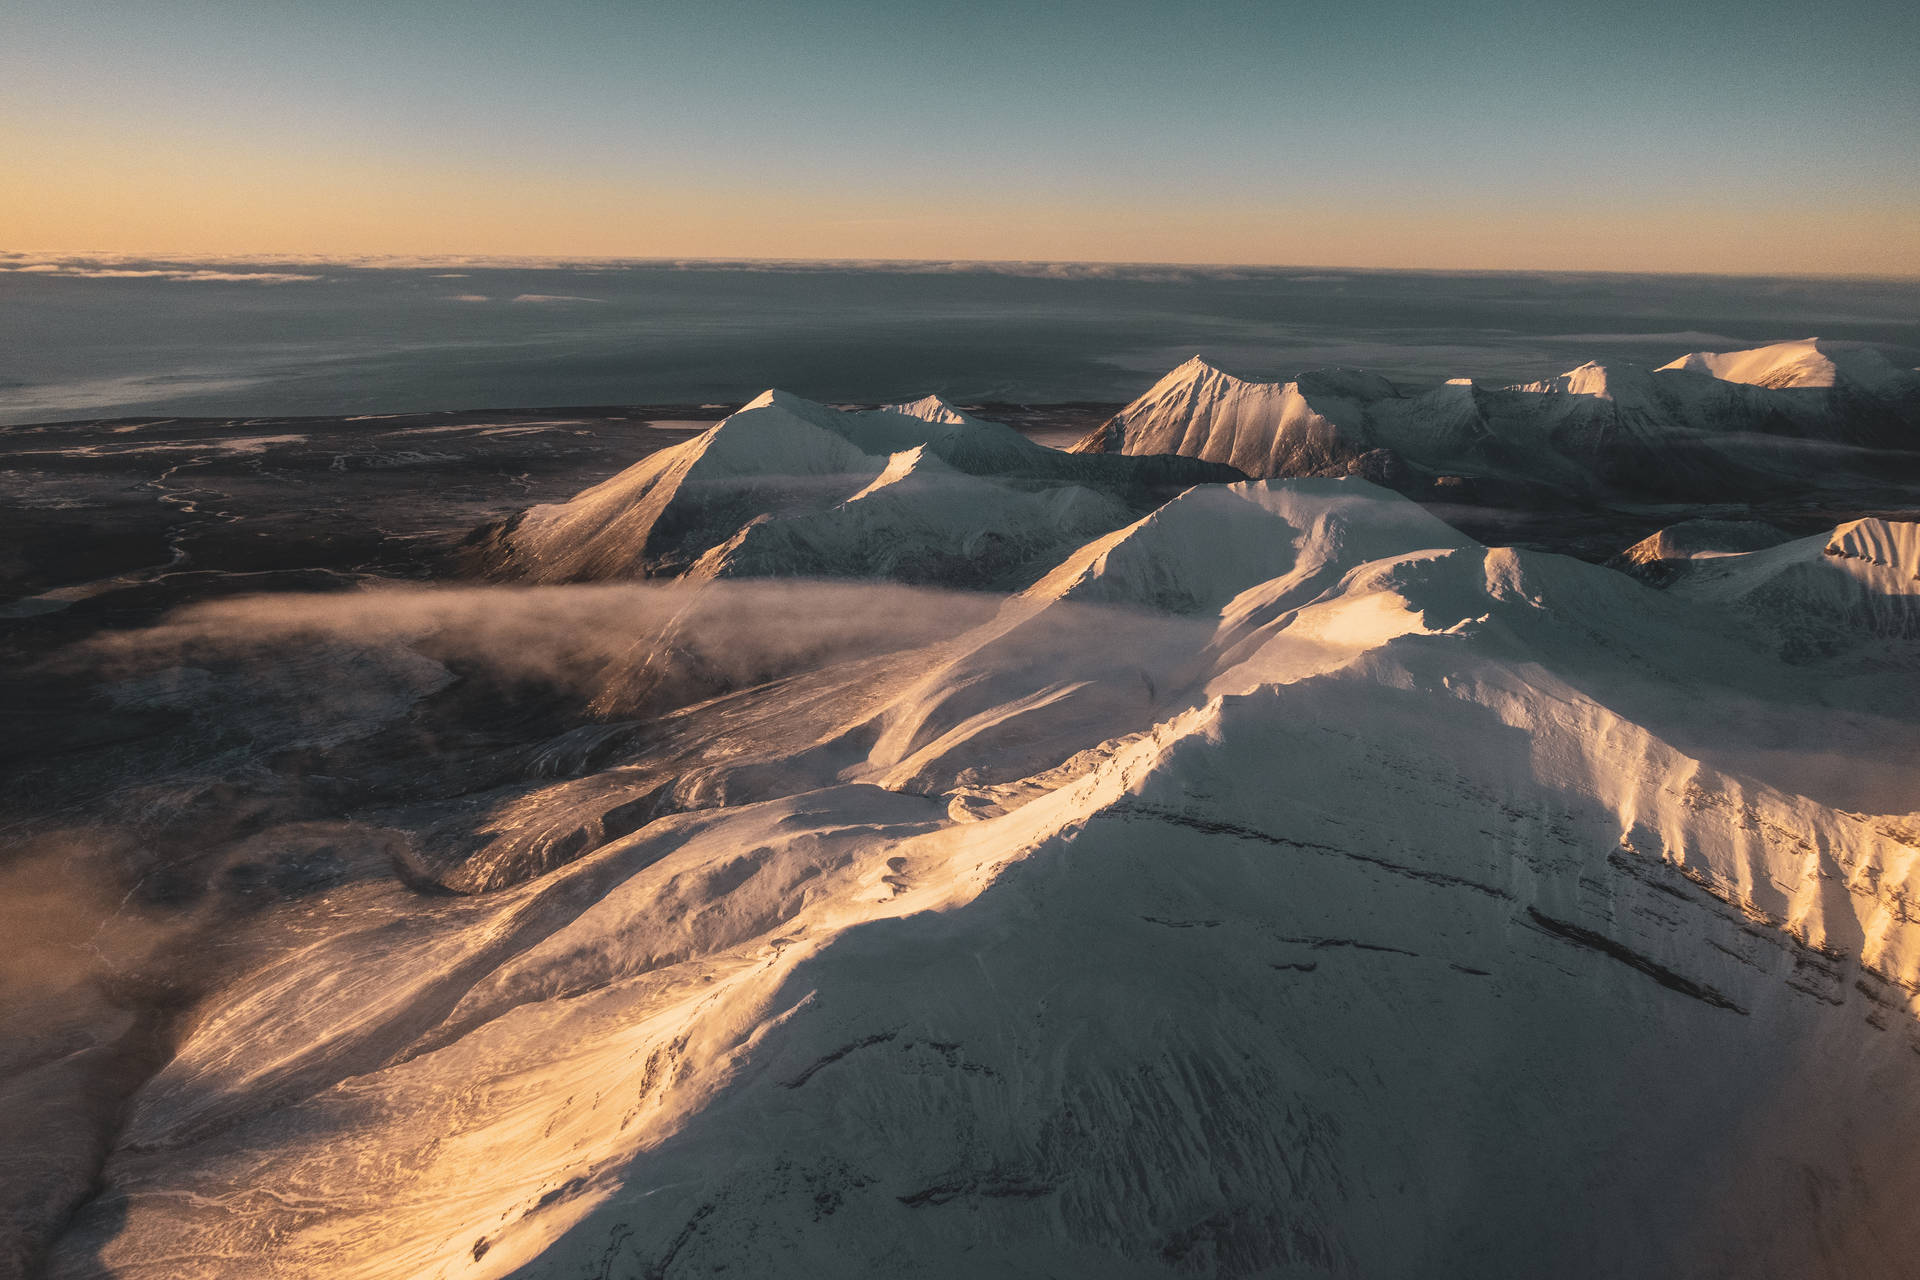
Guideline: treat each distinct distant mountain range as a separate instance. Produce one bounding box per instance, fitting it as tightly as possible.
[471,338,1920,600]
[470,390,1237,588]
[1070,339,1920,501]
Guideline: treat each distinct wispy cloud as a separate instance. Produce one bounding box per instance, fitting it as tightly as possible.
[654,258,1281,283]
[2,262,321,283]
[0,250,1377,284]
[0,369,267,417]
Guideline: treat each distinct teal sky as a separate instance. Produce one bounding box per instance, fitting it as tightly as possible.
[4,0,1917,272]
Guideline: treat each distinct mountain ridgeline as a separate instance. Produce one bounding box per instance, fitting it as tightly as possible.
[467,390,1240,587]
[20,335,1920,1280]
[1070,339,1920,502]
[468,339,1920,601]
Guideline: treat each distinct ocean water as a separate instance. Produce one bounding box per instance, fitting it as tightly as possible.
[2,258,1917,426]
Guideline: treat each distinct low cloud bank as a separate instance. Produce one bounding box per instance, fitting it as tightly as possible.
[2,262,320,283]
[85,579,1009,720]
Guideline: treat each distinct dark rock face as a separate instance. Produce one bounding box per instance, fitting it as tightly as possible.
[1345,447,1414,491]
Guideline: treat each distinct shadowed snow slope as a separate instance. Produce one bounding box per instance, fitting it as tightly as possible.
[1073,341,1920,496]
[39,480,1920,1280]
[689,446,1130,587]
[473,390,1237,586]
[1662,517,1920,661]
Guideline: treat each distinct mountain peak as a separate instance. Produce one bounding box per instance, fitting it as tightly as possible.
[880,394,973,426]
[1515,360,1658,402]
[738,388,790,412]
[1161,354,1228,384]
[1658,338,1910,393]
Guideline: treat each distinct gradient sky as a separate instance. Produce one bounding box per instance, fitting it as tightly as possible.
[4,0,1917,273]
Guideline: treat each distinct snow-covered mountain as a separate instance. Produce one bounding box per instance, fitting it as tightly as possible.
[1611,518,1791,583]
[471,389,1237,586]
[1658,336,1919,393]
[39,456,1920,1278]
[1659,516,1920,660]
[1070,356,1399,478]
[688,445,1129,587]
[1073,339,1920,498]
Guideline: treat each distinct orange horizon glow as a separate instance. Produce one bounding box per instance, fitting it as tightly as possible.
[7,129,1917,279]
[8,0,1917,281]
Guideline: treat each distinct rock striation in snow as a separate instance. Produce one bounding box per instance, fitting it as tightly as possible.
[43,464,1920,1279]
[1072,356,1399,479]
[1074,340,1920,498]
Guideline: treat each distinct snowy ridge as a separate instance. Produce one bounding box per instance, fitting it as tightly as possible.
[1665,517,1920,660]
[487,391,883,581]
[1076,340,1920,495]
[51,469,1920,1279]
[1612,518,1791,581]
[1025,476,1470,615]
[880,394,974,426]
[1514,359,1651,400]
[688,445,1129,586]
[1073,355,1391,478]
[1827,516,1920,577]
[474,390,1227,587]
[1659,337,1919,393]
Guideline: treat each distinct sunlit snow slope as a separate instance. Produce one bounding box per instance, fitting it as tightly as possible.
[472,390,1237,585]
[43,459,1920,1279]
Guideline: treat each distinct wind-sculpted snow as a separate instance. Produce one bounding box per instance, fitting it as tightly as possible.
[29,472,1920,1280]
[1072,339,1920,498]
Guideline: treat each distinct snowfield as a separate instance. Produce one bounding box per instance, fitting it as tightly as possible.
[17,360,1920,1280]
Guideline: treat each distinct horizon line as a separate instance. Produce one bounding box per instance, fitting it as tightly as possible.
[5,249,1919,285]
